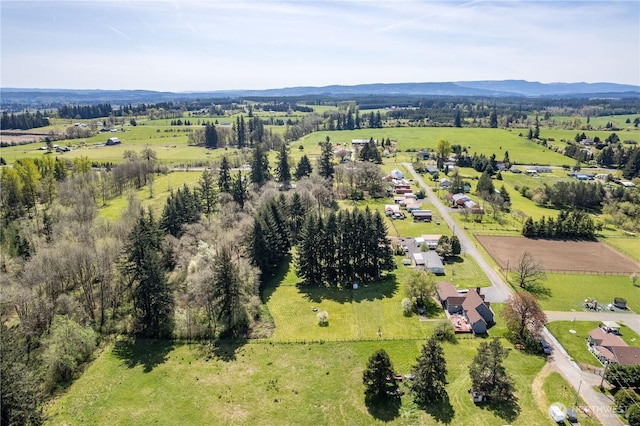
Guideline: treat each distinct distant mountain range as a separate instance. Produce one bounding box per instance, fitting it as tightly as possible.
[2,80,639,107]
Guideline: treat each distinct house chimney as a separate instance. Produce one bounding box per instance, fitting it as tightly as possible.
[476,287,481,294]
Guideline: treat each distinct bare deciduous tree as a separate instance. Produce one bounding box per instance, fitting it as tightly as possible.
[515,251,547,291]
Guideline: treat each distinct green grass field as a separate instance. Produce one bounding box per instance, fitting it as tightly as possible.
[45,337,553,425]
[602,237,640,262]
[98,171,203,220]
[546,321,640,368]
[524,273,640,313]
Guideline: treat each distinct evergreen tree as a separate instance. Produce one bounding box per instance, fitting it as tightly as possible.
[476,170,495,198]
[318,137,335,179]
[294,155,313,180]
[287,192,307,241]
[204,123,218,149]
[490,108,498,128]
[362,349,399,400]
[450,235,461,256]
[454,108,462,127]
[211,246,247,337]
[236,115,246,148]
[250,143,270,186]
[469,338,516,402]
[122,211,174,337]
[410,336,448,406]
[275,143,291,185]
[231,171,248,209]
[198,169,218,215]
[218,156,232,193]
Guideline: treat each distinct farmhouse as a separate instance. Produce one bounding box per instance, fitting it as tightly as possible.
[436,282,494,335]
[587,327,640,366]
[106,137,121,146]
[394,184,412,194]
[405,202,423,212]
[412,251,445,274]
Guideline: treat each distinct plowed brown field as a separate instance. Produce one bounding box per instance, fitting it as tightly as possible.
[476,236,640,274]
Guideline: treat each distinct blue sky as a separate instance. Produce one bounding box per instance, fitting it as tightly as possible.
[1,1,639,91]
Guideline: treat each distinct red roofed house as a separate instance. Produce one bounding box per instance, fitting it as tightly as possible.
[588,327,640,366]
[436,282,494,335]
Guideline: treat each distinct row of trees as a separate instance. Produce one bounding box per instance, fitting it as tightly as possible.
[363,337,516,408]
[0,110,50,130]
[522,210,597,240]
[537,180,606,211]
[295,207,394,287]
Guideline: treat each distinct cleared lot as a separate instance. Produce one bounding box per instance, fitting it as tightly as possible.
[476,236,640,275]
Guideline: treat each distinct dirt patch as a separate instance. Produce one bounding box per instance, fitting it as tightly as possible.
[476,236,640,275]
[532,362,554,412]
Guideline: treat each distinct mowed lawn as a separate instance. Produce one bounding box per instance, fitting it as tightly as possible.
[532,273,640,312]
[546,321,640,368]
[46,338,551,426]
[603,237,640,262]
[263,257,443,342]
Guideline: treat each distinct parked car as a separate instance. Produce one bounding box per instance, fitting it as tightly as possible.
[540,339,551,355]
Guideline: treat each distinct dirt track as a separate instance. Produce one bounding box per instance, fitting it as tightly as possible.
[476,236,640,274]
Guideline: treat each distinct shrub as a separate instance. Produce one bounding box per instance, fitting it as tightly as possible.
[42,316,96,391]
[402,298,413,317]
[615,389,640,416]
[317,311,328,326]
[433,320,457,343]
[628,404,640,425]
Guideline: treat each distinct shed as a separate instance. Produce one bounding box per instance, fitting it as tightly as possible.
[106,137,121,145]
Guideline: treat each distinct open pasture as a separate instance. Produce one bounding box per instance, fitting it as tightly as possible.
[300,127,573,166]
[45,337,550,426]
[476,236,640,275]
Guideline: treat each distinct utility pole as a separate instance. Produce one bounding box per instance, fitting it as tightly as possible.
[600,362,610,389]
[574,380,582,407]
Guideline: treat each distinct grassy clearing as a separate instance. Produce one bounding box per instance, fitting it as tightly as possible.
[98,172,202,220]
[46,337,549,426]
[541,372,601,426]
[262,257,442,342]
[546,321,640,368]
[526,273,640,313]
[603,237,640,262]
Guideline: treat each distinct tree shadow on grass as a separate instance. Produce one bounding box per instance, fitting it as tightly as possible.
[365,395,401,422]
[261,255,293,304]
[297,274,399,304]
[422,395,455,424]
[210,338,248,362]
[480,398,521,423]
[112,337,173,373]
[525,283,552,299]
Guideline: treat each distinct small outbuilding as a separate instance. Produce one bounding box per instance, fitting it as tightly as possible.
[106,137,121,146]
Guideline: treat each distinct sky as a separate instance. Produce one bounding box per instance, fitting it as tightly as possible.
[1,0,639,91]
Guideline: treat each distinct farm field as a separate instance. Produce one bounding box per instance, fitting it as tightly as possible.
[45,338,552,426]
[546,321,640,368]
[476,236,640,275]
[603,237,640,262]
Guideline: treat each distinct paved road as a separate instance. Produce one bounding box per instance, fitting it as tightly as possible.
[543,327,623,425]
[403,163,628,426]
[403,163,512,302]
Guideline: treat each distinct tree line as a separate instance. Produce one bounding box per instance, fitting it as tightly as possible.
[1,110,50,130]
[522,210,597,240]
